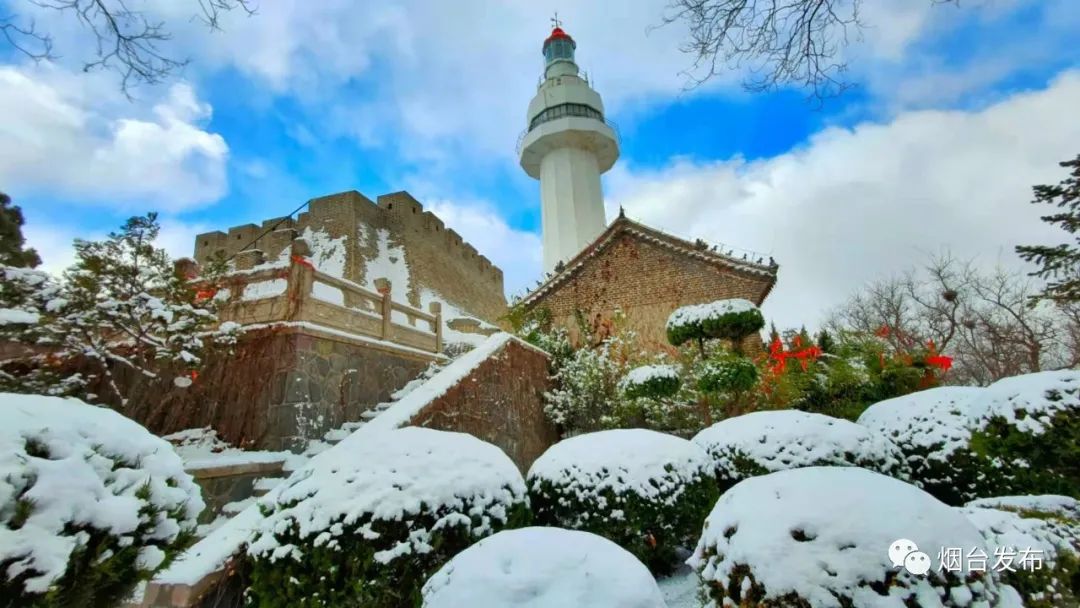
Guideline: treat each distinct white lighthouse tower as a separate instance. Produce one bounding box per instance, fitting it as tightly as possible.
[519,22,620,273]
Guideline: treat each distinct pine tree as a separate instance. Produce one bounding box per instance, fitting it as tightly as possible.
[1016,155,1080,303]
[0,192,41,268]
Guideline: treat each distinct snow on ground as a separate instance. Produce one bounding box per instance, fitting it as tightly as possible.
[690,467,1007,608]
[0,393,203,593]
[657,563,704,608]
[154,500,264,585]
[857,387,983,458]
[527,428,712,507]
[421,527,667,608]
[693,410,907,480]
[162,427,288,471]
[967,370,1080,435]
[966,495,1080,519]
[666,298,757,329]
[248,427,526,563]
[959,505,1079,564]
[241,279,287,301]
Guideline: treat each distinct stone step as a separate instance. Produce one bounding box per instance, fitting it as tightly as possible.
[252,477,285,497]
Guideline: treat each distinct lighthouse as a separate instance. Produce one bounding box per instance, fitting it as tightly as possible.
[519,23,620,273]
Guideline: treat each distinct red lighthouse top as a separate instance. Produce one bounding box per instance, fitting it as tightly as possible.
[545,27,572,44]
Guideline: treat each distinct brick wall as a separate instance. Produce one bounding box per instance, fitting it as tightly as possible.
[409,339,559,472]
[192,190,507,324]
[528,233,775,352]
[122,327,434,452]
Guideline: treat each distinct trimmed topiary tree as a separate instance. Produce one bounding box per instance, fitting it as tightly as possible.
[690,467,1013,607]
[620,364,681,400]
[961,496,1079,608]
[527,429,717,574]
[666,298,765,355]
[696,355,759,394]
[857,386,991,505]
[0,393,204,608]
[421,527,667,608]
[692,410,909,493]
[246,427,530,608]
[967,370,1080,499]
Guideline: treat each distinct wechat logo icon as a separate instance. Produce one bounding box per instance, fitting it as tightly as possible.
[889,538,932,576]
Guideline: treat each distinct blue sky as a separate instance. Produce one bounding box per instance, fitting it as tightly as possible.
[3,0,1079,328]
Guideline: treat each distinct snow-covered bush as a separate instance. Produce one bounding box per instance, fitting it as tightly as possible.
[696,355,758,394]
[544,333,632,432]
[0,393,204,607]
[621,364,681,400]
[246,427,530,608]
[967,370,1080,498]
[693,410,909,492]
[857,386,988,505]
[666,298,764,352]
[690,467,1012,607]
[527,429,717,574]
[961,496,1080,608]
[421,527,667,608]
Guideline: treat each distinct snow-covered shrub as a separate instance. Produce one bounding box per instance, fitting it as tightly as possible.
[527,429,717,574]
[961,496,1080,608]
[246,427,530,608]
[693,410,909,492]
[666,298,764,352]
[0,393,203,607]
[544,333,632,432]
[421,527,667,608]
[621,364,681,400]
[857,386,989,505]
[690,467,1012,607]
[696,355,758,394]
[967,370,1080,498]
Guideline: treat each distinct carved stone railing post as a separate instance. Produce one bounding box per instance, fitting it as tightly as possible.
[429,301,443,353]
[375,278,392,339]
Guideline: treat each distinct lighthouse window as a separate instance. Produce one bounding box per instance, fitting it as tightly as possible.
[528,102,604,132]
[544,39,574,63]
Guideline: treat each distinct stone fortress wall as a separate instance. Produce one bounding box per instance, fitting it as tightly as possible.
[193,190,507,323]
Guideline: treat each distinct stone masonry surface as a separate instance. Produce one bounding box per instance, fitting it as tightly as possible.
[193,190,507,323]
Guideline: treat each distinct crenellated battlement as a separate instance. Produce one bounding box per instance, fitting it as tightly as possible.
[193,190,507,322]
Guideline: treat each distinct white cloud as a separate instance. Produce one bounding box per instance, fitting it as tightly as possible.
[421,198,543,299]
[0,65,227,211]
[25,219,207,276]
[606,71,1080,329]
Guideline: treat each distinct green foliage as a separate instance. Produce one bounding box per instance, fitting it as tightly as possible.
[970,410,1080,499]
[1016,155,1080,303]
[621,365,682,400]
[660,300,764,349]
[697,356,758,394]
[543,332,635,433]
[247,501,531,608]
[529,472,718,575]
[0,192,41,268]
[2,453,194,608]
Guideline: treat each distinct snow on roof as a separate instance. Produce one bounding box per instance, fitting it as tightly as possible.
[527,428,712,502]
[856,387,983,457]
[0,393,203,593]
[689,467,1002,607]
[967,370,1080,435]
[666,298,758,330]
[619,364,680,390]
[965,495,1080,520]
[421,527,667,608]
[694,410,907,477]
[248,427,526,562]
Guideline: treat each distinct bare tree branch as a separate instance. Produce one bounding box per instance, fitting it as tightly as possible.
[4,0,256,96]
[657,0,959,104]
